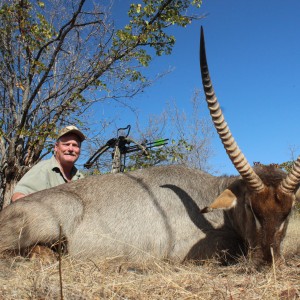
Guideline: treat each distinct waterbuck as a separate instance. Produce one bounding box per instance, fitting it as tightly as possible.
[0,28,299,266]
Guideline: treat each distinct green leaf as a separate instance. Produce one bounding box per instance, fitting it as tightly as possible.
[37,1,45,8]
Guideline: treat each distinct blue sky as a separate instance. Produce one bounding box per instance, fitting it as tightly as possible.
[92,1,300,175]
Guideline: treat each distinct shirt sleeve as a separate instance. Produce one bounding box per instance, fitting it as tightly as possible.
[13,165,50,196]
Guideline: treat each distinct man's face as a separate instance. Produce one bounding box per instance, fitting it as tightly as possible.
[54,133,81,166]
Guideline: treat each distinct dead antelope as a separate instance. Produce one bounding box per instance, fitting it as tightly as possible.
[0,28,298,266]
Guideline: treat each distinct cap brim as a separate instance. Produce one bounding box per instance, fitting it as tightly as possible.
[58,130,85,142]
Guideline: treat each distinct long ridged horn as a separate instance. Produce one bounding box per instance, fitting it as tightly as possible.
[279,157,300,194]
[200,27,265,192]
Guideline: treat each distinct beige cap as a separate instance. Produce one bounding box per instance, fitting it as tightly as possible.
[57,125,85,142]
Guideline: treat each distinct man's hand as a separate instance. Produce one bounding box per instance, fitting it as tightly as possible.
[11,192,26,202]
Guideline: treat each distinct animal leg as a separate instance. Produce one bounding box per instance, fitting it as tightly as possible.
[0,202,60,255]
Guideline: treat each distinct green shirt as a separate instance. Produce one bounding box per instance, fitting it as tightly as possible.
[13,155,84,196]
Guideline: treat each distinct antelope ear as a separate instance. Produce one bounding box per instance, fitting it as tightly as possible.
[201,189,237,213]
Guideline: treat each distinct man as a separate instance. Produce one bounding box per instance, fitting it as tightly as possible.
[11,125,85,202]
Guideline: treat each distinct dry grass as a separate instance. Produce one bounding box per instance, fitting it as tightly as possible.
[0,215,299,300]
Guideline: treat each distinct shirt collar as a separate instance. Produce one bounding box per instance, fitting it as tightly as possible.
[51,155,79,179]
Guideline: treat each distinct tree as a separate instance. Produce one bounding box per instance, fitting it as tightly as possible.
[127,91,214,171]
[0,0,203,208]
[85,90,214,174]
[165,90,214,171]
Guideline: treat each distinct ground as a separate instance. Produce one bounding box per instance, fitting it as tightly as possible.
[0,215,299,299]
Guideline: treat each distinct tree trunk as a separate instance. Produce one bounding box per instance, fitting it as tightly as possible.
[1,179,17,209]
[1,160,28,210]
